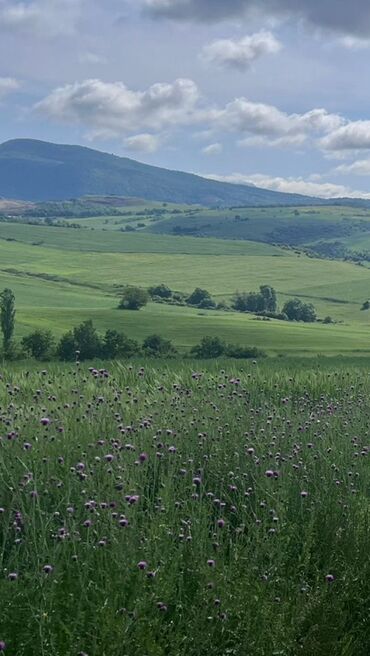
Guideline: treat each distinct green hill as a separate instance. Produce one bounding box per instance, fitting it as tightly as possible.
[0,138,328,207]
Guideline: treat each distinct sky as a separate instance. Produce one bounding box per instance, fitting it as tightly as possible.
[2,0,370,198]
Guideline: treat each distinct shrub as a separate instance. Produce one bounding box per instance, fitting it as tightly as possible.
[118,287,149,311]
[191,336,226,358]
[142,334,177,357]
[282,299,317,322]
[186,288,215,309]
[103,330,140,359]
[57,320,102,361]
[21,330,55,360]
[148,284,172,299]
[225,344,266,359]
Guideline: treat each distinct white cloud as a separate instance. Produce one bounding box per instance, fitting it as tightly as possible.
[320,121,370,151]
[0,77,20,99]
[335,158,370,175]
[124,133,160,153]
[0,0,83,37]
[205,172,370,199]
[202,142,223,155]
[35,78,200,138]
[337,36,370,49]
[201,31,282,71]
[207,99,344,143]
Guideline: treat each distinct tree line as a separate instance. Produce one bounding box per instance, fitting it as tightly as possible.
[0,289,265,362]
[118,283,318,322]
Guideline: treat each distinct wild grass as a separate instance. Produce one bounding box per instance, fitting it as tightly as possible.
[1,359,370,655]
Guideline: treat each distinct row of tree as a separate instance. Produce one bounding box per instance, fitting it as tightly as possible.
[0,290,265,361]
[119,284,317,322]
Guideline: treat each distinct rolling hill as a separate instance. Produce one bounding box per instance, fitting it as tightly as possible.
[0,138,331,207]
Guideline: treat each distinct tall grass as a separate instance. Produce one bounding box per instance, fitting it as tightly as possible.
[0,359,370,655]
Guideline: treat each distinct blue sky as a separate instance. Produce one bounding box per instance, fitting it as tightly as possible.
[2,0,370,198]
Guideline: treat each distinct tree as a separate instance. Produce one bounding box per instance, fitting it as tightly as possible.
[103,330,140,359]
[57,331,76,361]
[142,334,177,357]
[148,284,172,299]
[191,336,226,359]
[259,286,277,312]
[186,288,215,309]
[22,330,55,360]
[282,299,317,322]
[57,320,102,361]
[118,287,149,310]
[0,288,15,356]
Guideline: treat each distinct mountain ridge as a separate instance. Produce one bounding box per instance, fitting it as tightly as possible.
[0,138,330,207]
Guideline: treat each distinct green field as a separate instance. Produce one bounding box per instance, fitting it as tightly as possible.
[1,202,370,355]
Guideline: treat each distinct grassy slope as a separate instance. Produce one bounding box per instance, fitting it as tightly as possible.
[0,218,369,354]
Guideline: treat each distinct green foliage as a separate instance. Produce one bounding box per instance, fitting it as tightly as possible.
[0,287,15,357]
[57,320,102,361]
[186,288,216,309]
[191,336,226,358]
[142,334,177,357]
[103,329,140,359]
[148,283,172,299]
[118,287,149,310]
[361,300,370,310]
[282,298,317,322]
[1,361,370,654]
[225,344,266,359]
[21,330,55,360]
[232,286,277,314]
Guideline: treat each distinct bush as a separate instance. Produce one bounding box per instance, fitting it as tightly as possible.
[282,299,317,322]
[232,286,277,314]
[191,336,226,358]
[103,330,140,359]
[225,344,266,359]
[57,320,102,361]
[148,284,172,299]
[361,300,370,310]
[142,334,177,357]
[21,330,55,360]
[186,288,215,309]
[118,287,149,310]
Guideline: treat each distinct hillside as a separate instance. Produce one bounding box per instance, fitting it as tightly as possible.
[0,138,329,207]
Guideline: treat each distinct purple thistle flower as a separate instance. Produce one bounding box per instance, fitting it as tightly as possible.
[139,452,148,463]
[43,564,53,575]
[8,572,18,581]
[0,641,6,651]
[325,574,335,583]
[207,559,216,567]
[40,417,50,426]
[137,560,148,570]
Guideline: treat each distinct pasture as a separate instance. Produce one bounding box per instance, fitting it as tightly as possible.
[0,204,370,355]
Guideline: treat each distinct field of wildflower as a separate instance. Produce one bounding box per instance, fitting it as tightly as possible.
[1,358,370,656]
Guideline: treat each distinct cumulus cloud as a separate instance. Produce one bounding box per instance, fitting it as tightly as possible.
[144,0,370,37]
[124,133,160,153]
[205,172,370,199]
[338,35,370,49]
[320,121,370,151]
[0,0,82,37]
[207,99,344,144]
[202,143,223,155]
[0,77,20,99]
[35,78,200,138]
[201,31,281,71]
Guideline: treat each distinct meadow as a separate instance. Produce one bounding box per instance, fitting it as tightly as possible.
[1,358,370,656]
[1,211,370,355]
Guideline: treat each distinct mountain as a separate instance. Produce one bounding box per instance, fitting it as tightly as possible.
[0,138,330,208]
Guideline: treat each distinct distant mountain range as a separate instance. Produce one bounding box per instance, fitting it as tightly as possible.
[0,138,368,208]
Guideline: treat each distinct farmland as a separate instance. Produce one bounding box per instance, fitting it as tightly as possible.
[0,203,370,355]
